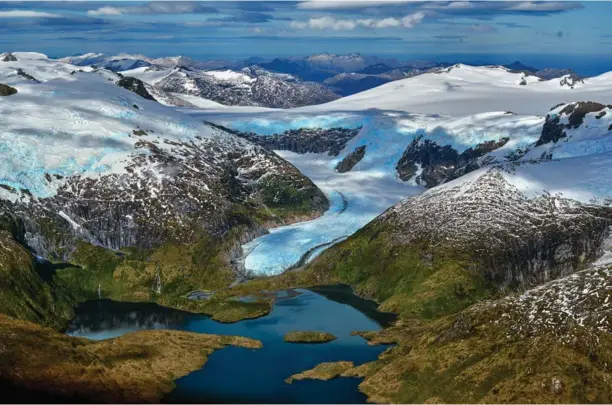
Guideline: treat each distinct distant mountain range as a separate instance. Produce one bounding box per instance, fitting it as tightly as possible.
[59,52,587,103]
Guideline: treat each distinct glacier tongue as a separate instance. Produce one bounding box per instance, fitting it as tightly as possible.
[183,109,546,276]
[238,115,422,275]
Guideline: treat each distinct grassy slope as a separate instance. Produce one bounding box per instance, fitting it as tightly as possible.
[306,222,491,320]
[286,220,612,403]
[0,230,75,329]
[284,331,336,343]
[0,230,264,402]
[55,234,273,324]
[0,314,261,403]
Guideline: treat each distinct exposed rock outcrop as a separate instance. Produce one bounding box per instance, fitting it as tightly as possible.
[15,68,39,83]
[0,127,328,263]
[206,122,361,157]
[559,72,584,89]
[384,169,612,289]
[2,53,17,62]
[336,145,366,172]
[153,66,340,108]
[536,101,612,146]
[396,135,509,187]
[0,83,17,96]
[117,76,156,101]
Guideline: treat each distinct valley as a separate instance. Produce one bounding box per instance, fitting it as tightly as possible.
[3,49,612,403]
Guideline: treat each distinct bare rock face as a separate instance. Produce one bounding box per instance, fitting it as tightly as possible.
[154,67,340,108]
[2,53,17,62]
[206,122,361,157]
[15,68,39,83]
[380,168,612,290]
[117,76,156,101]
[0,127,328,262]
[536,102,611,146]
[0,83,17,96]
[396,135,509,187]
[336,145,366,173]
[559,73,584,89]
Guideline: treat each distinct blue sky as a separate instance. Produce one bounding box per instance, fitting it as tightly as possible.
[1,1,612,74]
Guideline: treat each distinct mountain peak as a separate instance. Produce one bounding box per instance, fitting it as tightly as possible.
[504,60,538,72]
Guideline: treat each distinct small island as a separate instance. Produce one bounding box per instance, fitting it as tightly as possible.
[285,361,354,384]
[283,331,337,343]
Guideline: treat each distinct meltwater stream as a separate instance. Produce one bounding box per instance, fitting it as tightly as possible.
[66,286,396,404]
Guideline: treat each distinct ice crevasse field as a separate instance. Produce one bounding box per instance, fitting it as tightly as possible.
[182,108,548,275]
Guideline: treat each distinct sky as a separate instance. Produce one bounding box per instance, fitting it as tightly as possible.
[1,1,612,74]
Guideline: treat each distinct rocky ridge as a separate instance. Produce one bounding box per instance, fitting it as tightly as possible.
[149,66,340,108]
[206,122,361,157]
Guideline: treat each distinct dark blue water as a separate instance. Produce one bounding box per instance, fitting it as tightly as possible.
[65,286,395,404]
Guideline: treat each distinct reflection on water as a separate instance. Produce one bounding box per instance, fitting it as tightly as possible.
[66,301,189,340]
[66,286,394,404]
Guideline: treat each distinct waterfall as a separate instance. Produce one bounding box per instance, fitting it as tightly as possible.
[153,266,162,294]
[97,283,102,299]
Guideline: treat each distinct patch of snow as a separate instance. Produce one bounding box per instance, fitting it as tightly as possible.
[201,69,256,84]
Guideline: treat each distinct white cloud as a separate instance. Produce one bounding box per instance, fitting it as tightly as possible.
[357,17,400,29]
[0,10,60,18]
[87,7,123,16]
[308,16,357,30]
[401,11,425,28]
[291,12,424,30]
[298,0,417,10]
[507,1,581,12]
[289,20,309,29]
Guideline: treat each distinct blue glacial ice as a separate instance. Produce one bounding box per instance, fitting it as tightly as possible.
[234,114,424,276]
[183,109,544,276]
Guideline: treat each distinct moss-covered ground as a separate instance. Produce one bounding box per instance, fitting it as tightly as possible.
[0,313,261,403]
[284,331,336,344]
[273,221,612,403]
[285,361,354,384]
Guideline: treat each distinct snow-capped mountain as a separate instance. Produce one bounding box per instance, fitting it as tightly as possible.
[304,53,401,72]
[256,53,405,83]
[184,58,612,275]
[59,53,233,72]
[0,52,327,262]
[323,65,448,96]
[122,65,340,109]
[305,63,612,115]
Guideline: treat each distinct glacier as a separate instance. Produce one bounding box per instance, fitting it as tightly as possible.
[186,109,546,276]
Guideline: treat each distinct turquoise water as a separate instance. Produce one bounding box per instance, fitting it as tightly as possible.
[66,286,395,404]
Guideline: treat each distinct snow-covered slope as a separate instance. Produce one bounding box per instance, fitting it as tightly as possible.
[1,52,91,84]
[187,109,546,275]
[185,97,612,276]
[60,53,233,72]
[0,54,327,260]
[124,65,340,109]
[303,64,612,116]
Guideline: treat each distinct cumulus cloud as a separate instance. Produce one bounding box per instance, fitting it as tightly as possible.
[290,12,424,31]
[0,10,60,18]
[308,16,356,30]
[87,7,122,16]
[86,1,217,16]
[298,0,416,10]
[299,0,581,14]
[507,1,582,12]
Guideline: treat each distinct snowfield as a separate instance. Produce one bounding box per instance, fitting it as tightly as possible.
[4,53,612,277]
[184,65,612,276]
[299,64,612,116]
[0,53,215,199]
[186,109,548,275]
